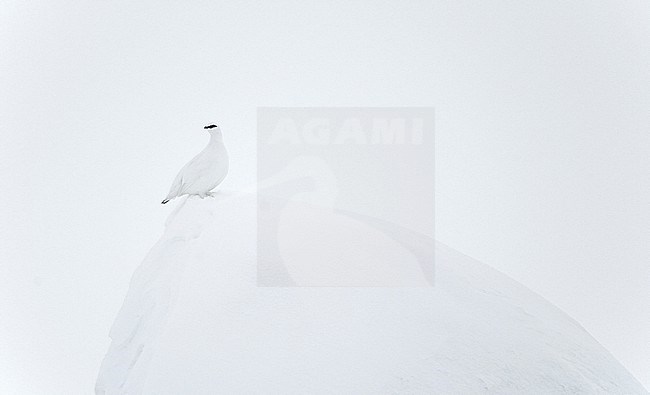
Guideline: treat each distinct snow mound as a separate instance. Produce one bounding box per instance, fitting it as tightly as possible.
[96,192,647,394]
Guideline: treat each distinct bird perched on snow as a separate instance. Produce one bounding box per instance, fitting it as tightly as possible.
[161,124,229,204]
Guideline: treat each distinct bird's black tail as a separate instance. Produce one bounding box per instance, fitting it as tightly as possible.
[161,199,169,204]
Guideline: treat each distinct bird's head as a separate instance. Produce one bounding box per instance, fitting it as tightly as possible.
[204,124,222,137]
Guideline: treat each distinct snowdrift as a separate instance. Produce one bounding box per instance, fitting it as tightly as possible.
[97,192,647,394]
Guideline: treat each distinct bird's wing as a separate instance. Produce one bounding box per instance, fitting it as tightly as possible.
[166,152,214,198]
[178,156,215,192]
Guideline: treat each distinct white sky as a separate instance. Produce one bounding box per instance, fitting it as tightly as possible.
[1,0,648,392]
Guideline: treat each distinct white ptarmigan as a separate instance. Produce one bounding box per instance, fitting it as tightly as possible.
[161,124,229,204]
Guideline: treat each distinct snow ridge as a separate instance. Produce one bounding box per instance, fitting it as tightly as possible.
[96,192,647,394]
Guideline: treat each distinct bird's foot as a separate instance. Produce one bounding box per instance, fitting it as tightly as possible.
[196,192,216,199]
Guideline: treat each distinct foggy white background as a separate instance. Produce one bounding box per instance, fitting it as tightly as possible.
[1,0,648,393]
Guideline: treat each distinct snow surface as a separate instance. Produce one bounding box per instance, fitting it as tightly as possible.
[96,192,647,394]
